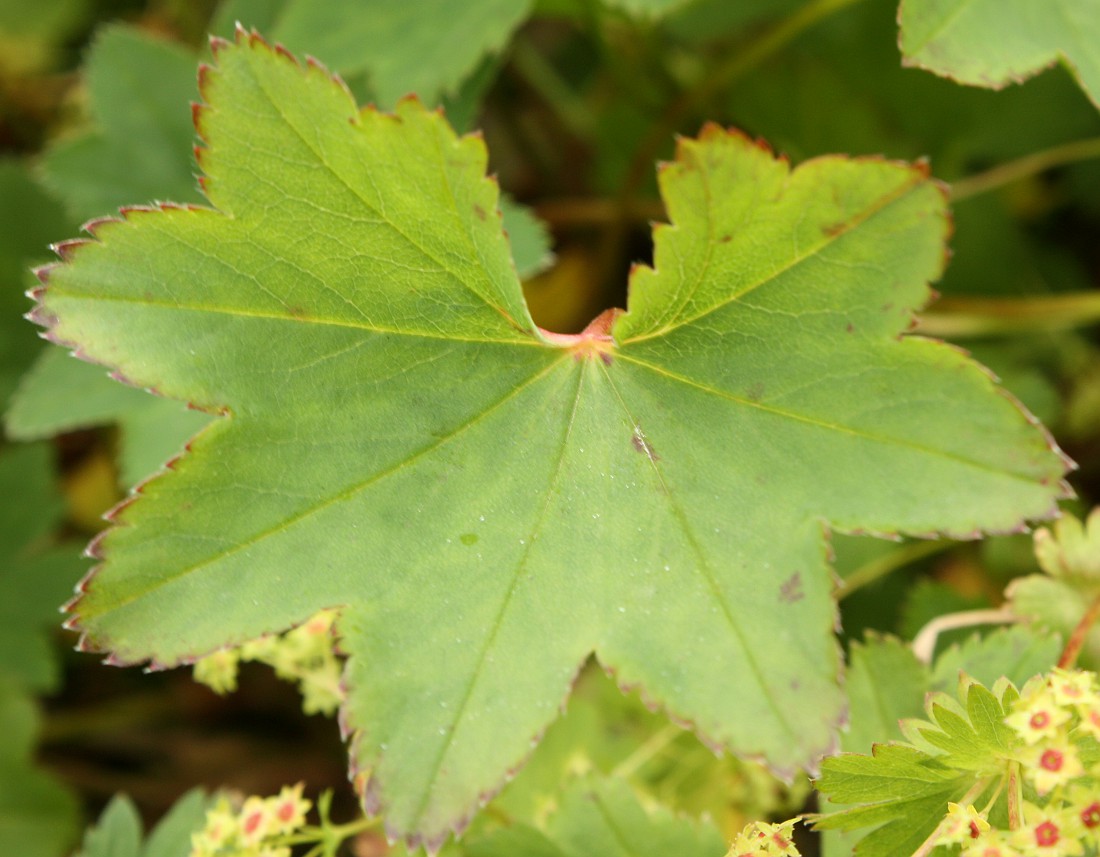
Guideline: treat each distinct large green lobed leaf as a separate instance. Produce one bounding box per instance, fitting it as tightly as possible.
[899,0,1100,110]
[34,29,1068,849]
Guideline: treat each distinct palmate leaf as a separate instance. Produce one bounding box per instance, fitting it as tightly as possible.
[34,30,1068,849]
[898,0,1100,110]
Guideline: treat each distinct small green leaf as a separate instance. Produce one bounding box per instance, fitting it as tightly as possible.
[545,776,725,857]
[40,25,202,222]
[929,626,1061,694]
[1035,507,1100,578]
[1006,509,1100,669]
[0,160,73,409]
[37,31,1068,847]
[899,0,1100,110]
[6,348,211,487]
[814,744,973,857]
[75,795,142,857]
[140,789,209,857]
[843,635,928,753]
[271,0,533,106]
[0,676,81,857]
[0,443,86,692]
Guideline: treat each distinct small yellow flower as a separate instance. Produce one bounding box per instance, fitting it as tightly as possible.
[1048,668,1097,708]
[239,795,274,846]
[1005,689,1071,745]
[1021,736,1085,794]
[267,782,310,835]
[1010,803,1085,856]
[726,819,800,857]
[941,803,991,845]
[961,829,1022,857]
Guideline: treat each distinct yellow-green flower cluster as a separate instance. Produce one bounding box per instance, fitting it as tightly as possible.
[725,818,800,857]
[190,784,311,857]
[941,668,1100,856]
[193,609,343,715]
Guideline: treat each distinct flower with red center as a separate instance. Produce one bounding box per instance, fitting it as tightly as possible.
[1049,668,1097,707]
[942,803,990,846]
[267,782,310,835]
[1022,736,1084,793]
[1005,689,1070,745]
[238,795,273,845]
[1012,804,1085,856]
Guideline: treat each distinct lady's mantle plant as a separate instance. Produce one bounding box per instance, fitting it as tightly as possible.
[32,26,1071,852]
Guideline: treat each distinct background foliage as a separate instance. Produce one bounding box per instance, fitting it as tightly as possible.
[0,0,1098,855]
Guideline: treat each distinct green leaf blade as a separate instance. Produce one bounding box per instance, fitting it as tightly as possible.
[35,30,1071,849]
[899,0,1100,110]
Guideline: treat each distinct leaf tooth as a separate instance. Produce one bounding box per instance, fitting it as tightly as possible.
[207,33,231,56]
[84,528,111,560]
[80,214,121,237]
[51,238,92,261]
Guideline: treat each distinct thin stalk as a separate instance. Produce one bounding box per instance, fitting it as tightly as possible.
[910,778,992,857]
[838,539,953,600]
[916,292,1100,338]
[1007,760,1023,830]
[911,608,1018,665]
[510,40,597,140]
[1058,591,1100,669]
[612,722,681,779]
[951,136,1100,202]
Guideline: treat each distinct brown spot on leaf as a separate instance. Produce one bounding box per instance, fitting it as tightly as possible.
[288,305,308,318]
[719,234,733,244]
[473,204,487,221]
[779,572,803,603]
[745,382,765,402]
[632,428,659,461]
[822,222,846,237]
[846,322,855,333]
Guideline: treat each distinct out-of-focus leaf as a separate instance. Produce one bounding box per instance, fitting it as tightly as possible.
[7,348,211,487]
[899,0,1100,110]
[928,626,1061,694]
[843,635,927,753]
[73,788,209,857]
[0,676,81,857]
[547,776,724,857]
[0,161,73,409]
[0,443,85,692]
[74,796,142,857]
[271,0,533,106]
[603,0,694,17]
[0,0,87,74]
[40,25,202,222]
[500,197,554,280]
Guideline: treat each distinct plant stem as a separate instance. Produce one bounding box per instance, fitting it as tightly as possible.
[612,722,682,779]
[911,608,1018,664]
[916,292,1100,338]
[910,778,991,857]
[951,136,1100,202]
[510,40,597,140]
[837,539,953,600]
[1007,760,1022,829]
[1057,591,1100,668]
